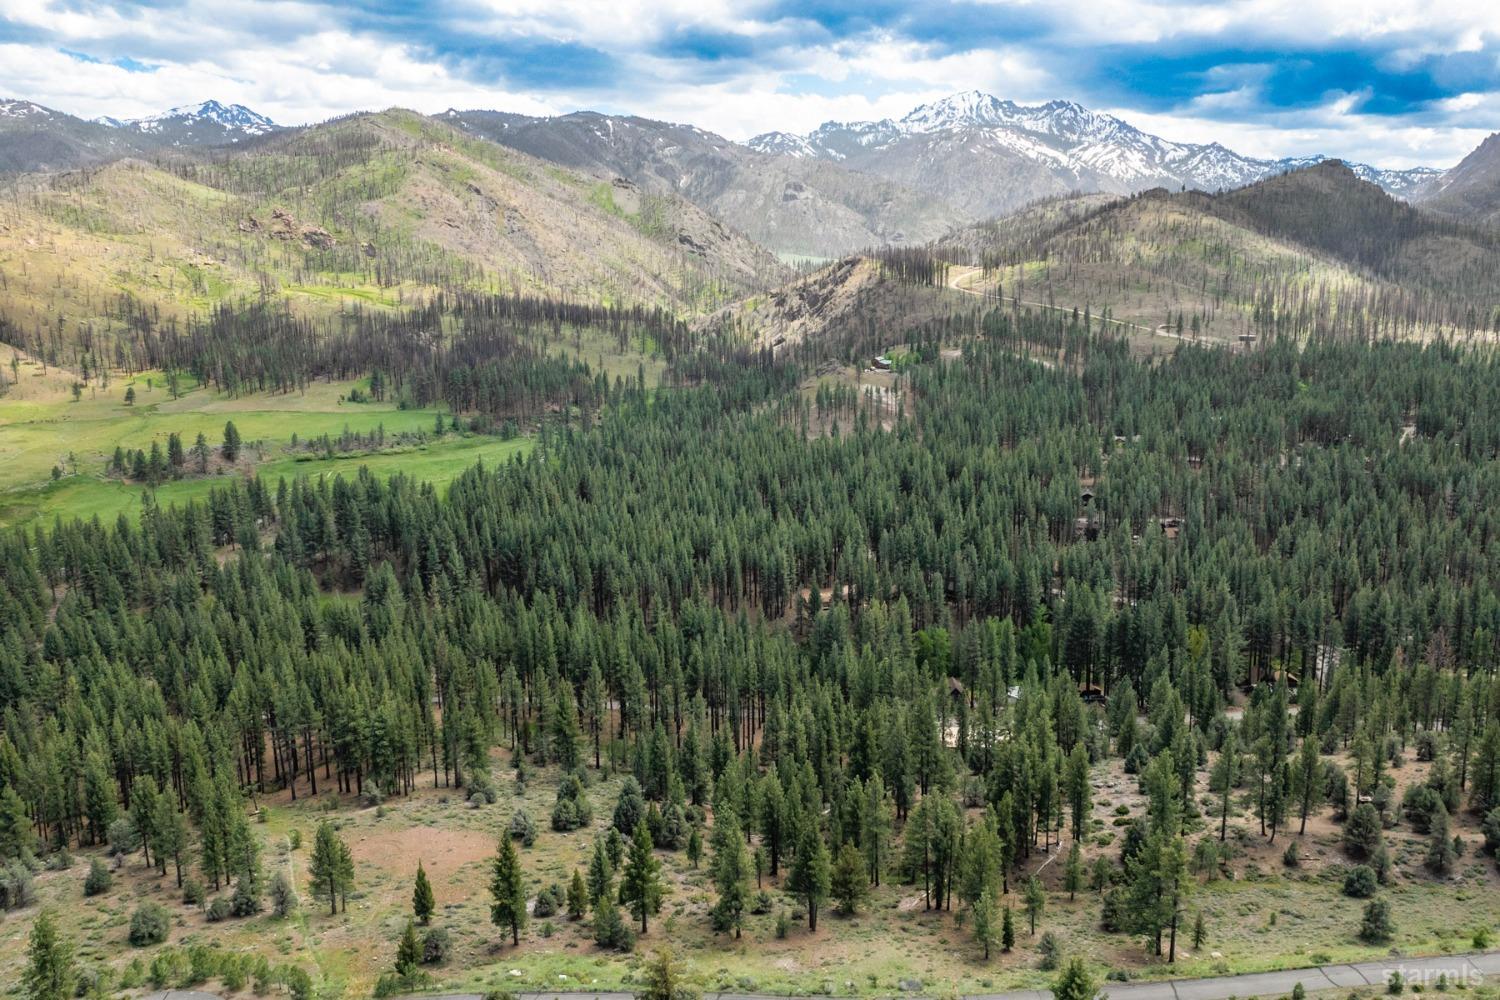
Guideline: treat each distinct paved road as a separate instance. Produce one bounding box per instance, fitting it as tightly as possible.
[142,950,1498,1000]
[984,951,1499,1000]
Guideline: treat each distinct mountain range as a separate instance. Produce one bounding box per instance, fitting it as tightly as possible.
[1,92,1497,264]
[0,98,282,173]
[93,100,280,145]
[751,91,1439,220]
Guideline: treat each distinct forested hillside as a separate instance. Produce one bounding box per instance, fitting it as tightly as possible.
[0,109,786,371]
[3,306,1500,995]
[938,164,1500,342]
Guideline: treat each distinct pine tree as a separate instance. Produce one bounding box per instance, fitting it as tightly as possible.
[639,947,693,1000]
[587,836,614,906]
[1002,904,1016,952]
[1064,840,1084,900]
[787,828,831,933]
[1426,804,1455,874]
[973,890,999,960]
[490,834,527,946]
[152,795,187,886]
[620,820,664,934]
[567,870,589,920]
[23,910,75,1000]
[0,785,33,860]
[412,862,435,925]
[1052,957,1101,1000]
[709,811,750,938]
[396,920,421,974]
[309,821,348,916]
[1192,909,1207,949]
[222,420,242,462]
[830,841,868,916]
[1024,874,1046,935]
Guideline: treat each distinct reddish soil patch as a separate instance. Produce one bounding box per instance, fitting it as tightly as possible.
[348,824,495,900]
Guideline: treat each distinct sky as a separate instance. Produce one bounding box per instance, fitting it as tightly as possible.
[1,0,1498,168]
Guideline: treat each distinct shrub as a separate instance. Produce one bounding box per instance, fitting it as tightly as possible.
[775,910,790,939]
[1282,841,1300,868]
[1402,786,1442,834]
[1343,865,1378,898]
[183,878,206,908]
[1482,809,1500,856]
[270,871,297,917]
[129,902,172,946]
[551,774,593,831]
[1038,931,1062,971]
[84,857,113,896]
[613,777,645,833]
[229,874,262,916]
[0,862,37,909]
[107,817,142,856]
[533,882,561,918]
[1345,803,1383,859]
[206,897,232,922]
[422,926,451,964]
[508,810,537,847]
[1359,897,1395,944]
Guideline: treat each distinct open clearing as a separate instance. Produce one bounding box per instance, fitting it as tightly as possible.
[0,355,533,528]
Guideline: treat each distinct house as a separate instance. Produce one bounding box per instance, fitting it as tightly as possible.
[947,677,965,702]
[872,355,893,371]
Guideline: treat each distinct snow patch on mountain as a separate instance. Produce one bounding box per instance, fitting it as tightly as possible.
[750,91,1435,200]
[99,100,279,142]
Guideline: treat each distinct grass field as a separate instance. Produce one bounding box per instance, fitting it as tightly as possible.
[0,356,533,529]
[3,743,1494,1000]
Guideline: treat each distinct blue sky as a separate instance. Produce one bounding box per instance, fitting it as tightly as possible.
[0,0,1496,167]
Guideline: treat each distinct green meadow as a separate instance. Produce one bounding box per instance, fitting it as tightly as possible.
[0,359,533,529]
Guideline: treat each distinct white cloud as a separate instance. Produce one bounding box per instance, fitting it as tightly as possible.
[0,0,1495,166]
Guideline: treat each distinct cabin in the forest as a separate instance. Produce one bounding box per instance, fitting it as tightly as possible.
[872,355,893,371]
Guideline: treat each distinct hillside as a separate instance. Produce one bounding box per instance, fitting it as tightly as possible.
[935,162,1500,342]
[0,98,152,173]
[0,109,788,358]
[442,109,963,258]
[1419,132,1500,228]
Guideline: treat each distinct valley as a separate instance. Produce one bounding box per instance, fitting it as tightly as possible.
[2,65,1500,1000]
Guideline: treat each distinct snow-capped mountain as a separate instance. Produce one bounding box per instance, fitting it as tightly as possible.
[0,99,59,121]
[97,100,280,145]
[0,97,150,173]
[751,91,1437,219]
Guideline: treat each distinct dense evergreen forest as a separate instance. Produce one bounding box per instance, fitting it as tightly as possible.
[4,307,1500,989]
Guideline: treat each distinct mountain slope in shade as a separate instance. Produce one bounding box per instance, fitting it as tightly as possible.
[98,100,283,146]
[0,98,151,173]
[442,109,964,258]
[1419,133,1500,228]
[752,91,1439,219]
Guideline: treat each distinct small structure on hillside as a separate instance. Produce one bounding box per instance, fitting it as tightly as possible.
[872,355,893,371]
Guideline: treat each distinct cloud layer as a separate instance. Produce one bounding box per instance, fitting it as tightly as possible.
[2,0,1496,167]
